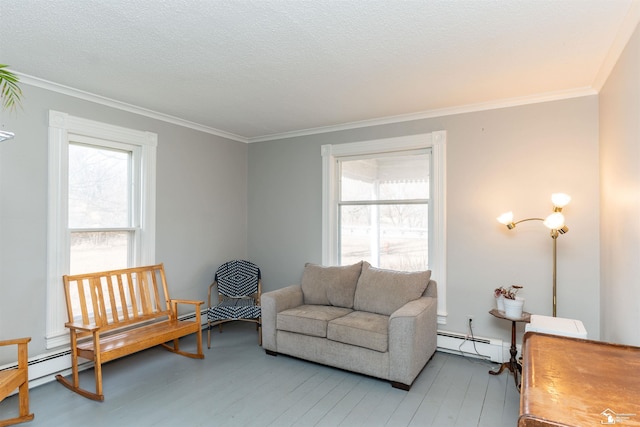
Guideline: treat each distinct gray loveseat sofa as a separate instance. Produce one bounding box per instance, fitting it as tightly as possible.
[262,261,437,390]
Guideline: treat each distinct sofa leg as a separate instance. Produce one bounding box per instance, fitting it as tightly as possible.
[265,349,278,356]
[391,381,411,391]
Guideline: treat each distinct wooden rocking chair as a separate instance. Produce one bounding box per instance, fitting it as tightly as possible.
[0,337,34,426]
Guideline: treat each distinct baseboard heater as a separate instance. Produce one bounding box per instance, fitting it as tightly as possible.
[0,347,78,396]
[436,330,505,363]
[177,308,208,326]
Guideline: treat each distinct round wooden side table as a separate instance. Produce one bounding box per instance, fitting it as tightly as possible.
[488,308,531,388]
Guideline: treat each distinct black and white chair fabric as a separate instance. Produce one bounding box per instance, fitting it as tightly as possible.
[207,260,262,348]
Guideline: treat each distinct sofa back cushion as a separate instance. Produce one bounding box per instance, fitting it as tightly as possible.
[301,261,363,308]
[353,262,431,315]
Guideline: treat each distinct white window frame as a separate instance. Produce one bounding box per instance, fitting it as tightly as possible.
[46,110,157,349]
[322,131,447,324]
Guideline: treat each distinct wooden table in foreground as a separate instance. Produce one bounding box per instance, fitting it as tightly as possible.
[519,332,640,427]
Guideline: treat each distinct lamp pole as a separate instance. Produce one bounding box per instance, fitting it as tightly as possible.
[503,217,561,317]
[551,231,558,317]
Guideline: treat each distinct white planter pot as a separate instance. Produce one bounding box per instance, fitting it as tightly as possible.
[503,297,525,319]
[496,295,505,312]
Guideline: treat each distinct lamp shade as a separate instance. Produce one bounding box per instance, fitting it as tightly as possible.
[497,211,514,225]
[551,193,571,209]
[0,130,15,142]
[543,212,565,230]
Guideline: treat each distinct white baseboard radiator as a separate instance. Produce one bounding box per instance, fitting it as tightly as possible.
[437,330,506,363]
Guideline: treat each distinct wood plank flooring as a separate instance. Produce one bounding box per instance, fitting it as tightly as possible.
[0,323,520,426]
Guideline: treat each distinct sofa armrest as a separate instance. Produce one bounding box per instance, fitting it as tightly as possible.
[388,296,438,387]
[261,285,304,352]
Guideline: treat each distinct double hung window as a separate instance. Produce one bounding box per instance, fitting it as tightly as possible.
[322,131,447,322]
[68,140,137,275]
[46,110,157,347]
[338,150,430,271]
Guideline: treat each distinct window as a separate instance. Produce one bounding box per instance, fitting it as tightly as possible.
[69,140,136,274]
[338,151,430,271]
[46,110,157,348]
[322,131,447,323]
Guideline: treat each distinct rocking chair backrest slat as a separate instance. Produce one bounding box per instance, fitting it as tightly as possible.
[116,274,130,322]
[94,276,108,327]
[106,275,119,324]
[138,271,151,315]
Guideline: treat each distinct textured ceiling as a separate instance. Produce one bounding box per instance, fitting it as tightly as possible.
[1,1,637,142]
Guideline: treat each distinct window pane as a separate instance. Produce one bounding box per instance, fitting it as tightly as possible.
[69,143,130,228]
[340,154,429,202]
[340,204,428,271]
[70,231,130,275]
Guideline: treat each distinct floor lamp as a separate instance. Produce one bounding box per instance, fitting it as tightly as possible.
[497,193,570,317]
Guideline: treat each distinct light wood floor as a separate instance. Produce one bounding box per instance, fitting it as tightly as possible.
[1,323,520,426]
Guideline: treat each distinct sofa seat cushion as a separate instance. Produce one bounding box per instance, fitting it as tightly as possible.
[327,311,389,352]
[277,305,353,338]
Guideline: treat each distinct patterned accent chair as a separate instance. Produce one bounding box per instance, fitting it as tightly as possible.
[207,260,262,348]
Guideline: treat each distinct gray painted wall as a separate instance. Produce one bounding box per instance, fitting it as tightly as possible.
[2,63,626,364]
[600,23,640,346]
[248,97,600,343]
[0,84,248,362]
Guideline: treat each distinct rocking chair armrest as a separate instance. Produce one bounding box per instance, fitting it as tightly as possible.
[170,299,204,323]
[170,298,203,307]
[64,321,100,332]
[0,337,31,347]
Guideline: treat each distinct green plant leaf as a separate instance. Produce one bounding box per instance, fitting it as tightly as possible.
[0,64,23,111]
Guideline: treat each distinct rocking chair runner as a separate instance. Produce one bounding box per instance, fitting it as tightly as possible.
[208,260,262,348]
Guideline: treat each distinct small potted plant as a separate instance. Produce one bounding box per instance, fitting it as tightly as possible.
[494,286,507,311]
[502,285,525,319]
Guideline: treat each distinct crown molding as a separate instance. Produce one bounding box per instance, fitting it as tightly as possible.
[16,73,249,143]
[16,72,597,145]
[592,0,640,91]
[247,87,597,143]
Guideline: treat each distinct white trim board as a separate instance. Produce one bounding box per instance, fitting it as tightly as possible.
[249,87,596,142]
[18,73,246,143]
[17,72,598,144]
